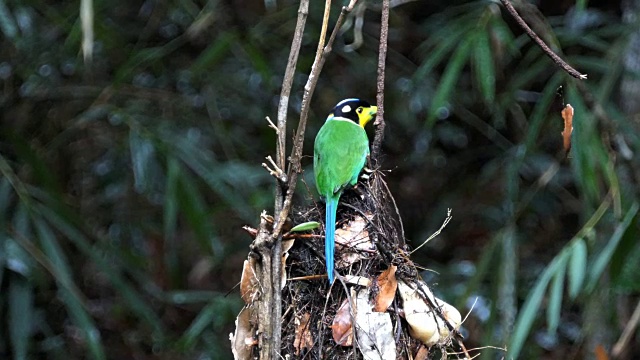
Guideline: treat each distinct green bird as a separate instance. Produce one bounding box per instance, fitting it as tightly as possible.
[314,98,377,283]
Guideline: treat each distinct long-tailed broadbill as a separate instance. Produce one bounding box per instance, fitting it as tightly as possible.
[314,98,377,283]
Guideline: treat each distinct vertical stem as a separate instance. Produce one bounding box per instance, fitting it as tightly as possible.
[270,2,309,358]
[371,0,389,165]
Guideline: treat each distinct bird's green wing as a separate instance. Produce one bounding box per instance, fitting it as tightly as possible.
[314,119,369,197]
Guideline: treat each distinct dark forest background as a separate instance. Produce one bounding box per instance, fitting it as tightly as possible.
[1,0,639,359]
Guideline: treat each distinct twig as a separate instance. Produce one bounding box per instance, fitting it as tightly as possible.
[262,155,287,184]
[275,2,308,178]
[499,0,587,80]
[377,173,405,244]
[612,297,640,357]
[371,0,389,165]
[265,116,279,133]
[318,280,336,359]
[410,209,453,254]
[248,212,276,359]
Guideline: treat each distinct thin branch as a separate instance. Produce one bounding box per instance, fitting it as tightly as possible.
[275,1,308,177]
[371,0,390,165]
[262,155,287,183]
[410,208,453,254]
[500,0,587,80]
[612,297,640,357]
[266,2,309,359]
[265,116,278,133]
[272,0,359,240]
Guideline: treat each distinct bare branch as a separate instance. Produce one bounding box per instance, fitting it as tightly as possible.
[410,209,453,254]
[262,156,287,184]
[275,1,309,178]
[263,2,309,358]
[265,116,278,133]
[272,0,360,240]
[612,297,640,357]
[371,0,390,165]
[500,0,587,80]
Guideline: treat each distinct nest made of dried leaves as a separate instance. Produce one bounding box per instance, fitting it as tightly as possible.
[279,170,463,359]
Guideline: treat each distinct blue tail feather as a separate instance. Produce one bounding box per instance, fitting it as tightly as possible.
[325,196,338,283]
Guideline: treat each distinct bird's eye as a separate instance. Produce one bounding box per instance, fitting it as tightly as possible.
[356,107,363,114]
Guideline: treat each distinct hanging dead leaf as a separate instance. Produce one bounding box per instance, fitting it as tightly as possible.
[373,265,398,312]
[240,257,259,304]
[334,214,375,268]
[561,104,574,153]
[354,288,397,360]
[331,298,353,346]
[293,312,313,356]
[229,307,254,360]
[594,344,610,360]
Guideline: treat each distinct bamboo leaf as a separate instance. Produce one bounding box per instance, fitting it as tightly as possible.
[0,0,18,40]
[9,276,33,360]
[413,21,472,81]
[427,37,472,126]
[33,217,106,360]
[547,253,567,334]
[35,204,166,337]
[179,297,240,349]
[508,255,565,359]
[290,221,320,232]
[115,36,185,82]
[164,156,180,284]
[568,238,587,299]
[587,202,639,293]
[130,128,157,194]
[473,31,495,103]
[177,170,221,256]
[191,32,236,75]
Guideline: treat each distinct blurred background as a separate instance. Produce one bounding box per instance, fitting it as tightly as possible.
[1,0,639,359]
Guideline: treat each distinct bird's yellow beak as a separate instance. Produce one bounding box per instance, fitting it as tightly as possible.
[359,106,377,127]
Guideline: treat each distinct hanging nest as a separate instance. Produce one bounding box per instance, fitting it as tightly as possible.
[233,170,468,359]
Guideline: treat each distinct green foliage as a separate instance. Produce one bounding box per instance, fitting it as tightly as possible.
[290,221,321,232]
[0,0,639,358]
[410,1,640,359]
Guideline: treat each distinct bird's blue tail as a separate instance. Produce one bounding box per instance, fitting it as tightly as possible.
[325,196,338,283]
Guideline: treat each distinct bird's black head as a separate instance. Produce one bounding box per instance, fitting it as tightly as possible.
[328,98,378,127]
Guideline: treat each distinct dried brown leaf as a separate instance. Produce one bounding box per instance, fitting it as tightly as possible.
[414,345,430,360]
[282,239,295,253]
[354,289,396,359]
[293,312,313,356]
[331,298,353,346]
[561,104,574,153]
[595,344,610,360]
[240,258,259,304]
[373,265,398,312]
[335,214,375,268]
[229,307,254,360]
